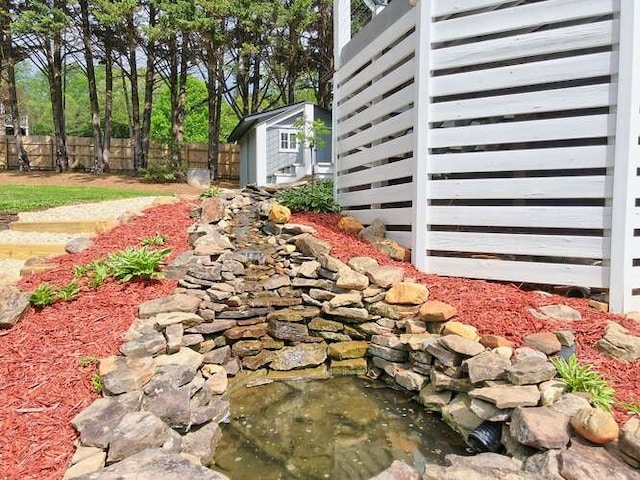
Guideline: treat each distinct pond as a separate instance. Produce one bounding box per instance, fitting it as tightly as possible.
[212,376,469,479]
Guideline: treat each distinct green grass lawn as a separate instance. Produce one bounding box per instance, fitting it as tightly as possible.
[0,185,166,212]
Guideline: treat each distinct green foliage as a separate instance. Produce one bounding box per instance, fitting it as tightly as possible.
[73,264,90,279]
[619,401,640,415]
[294,118,330,151]
[141,233,168,246]
[85,261,111,289]
[57,281,81,302]
[0,185,164,213]
[200,187,222,198]
[106,247,172,282]
[551,355,616,412]
[276,180,341,213]
[141,161,186,184]
[78,355,99,367]
[90,372,104,393]
[29,283,58,308]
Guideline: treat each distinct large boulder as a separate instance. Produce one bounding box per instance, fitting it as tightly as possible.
[596,322,640,362]
[570,407,619,445]
[510,407,570,450]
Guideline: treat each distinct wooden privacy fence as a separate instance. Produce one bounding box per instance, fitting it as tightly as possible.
[333,0,640,312]
[0,136,239,180]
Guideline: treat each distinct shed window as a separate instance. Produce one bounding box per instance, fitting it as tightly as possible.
[279,130,298,152]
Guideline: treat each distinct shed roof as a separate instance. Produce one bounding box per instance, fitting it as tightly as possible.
[227,102,330,142]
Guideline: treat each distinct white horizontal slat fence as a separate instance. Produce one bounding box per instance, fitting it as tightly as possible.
[334,0,640,312]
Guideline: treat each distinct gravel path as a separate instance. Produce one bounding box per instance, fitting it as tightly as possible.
[0,196,177,282]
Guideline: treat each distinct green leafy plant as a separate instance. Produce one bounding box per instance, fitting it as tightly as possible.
[90,372,104,393]
[78,355,99,367]
[141,233,168,246]
[106,246,172,282]
[86,261,111,289]
[551,355,616,411]
[29,283,58,308]
[57,281,81,302]
[200,187,222,198]
[275,180,341,213]
[619,401,640,415]
[73,264,90,279]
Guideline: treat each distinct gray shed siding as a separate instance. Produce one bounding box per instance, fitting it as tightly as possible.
[266,113,304,176]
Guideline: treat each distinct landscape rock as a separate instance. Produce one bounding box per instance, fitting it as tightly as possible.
[570,407,619,445]
[366,266,405,288]
[65,237,94,254]
[445,453,522,471]
[374,239,411,262]
[200,197,225,224]
[268,204,291,223]
[441,393,483,437]
[327,341,369,360]
[267,320,310,342]
[270,343,327,370]
[76,449,229,479]
[480,335,515,349]
[440,335,485,357]
[523,450,564,480]
[296,260,321,278]
[71,392,142,448]
[464,351,510,383]
[155,348,204,373]
[295,234,331,257]
[347,256,380,275]
[181,422,222,465]
[469,385,540,409]
[548,393,591,417]
[395,368,427,391]
[418,384,453,410]
[536,304,582,321]
[560,438,639,480]
[100,356,155,395]
[335,268,369,290]
[139,294,201,319]
[107,411,170,463]
[164,323,183,354]
[385,282,428,305]
[510,407,570,450]
[469,398,512,422]
[522,332,561,355]
[0,285,30,329]
[322,303,369,322]
[596,321,640,362]
[359,219,386,242]
[368,343,408,362]
[441,321,480,341]
[430,369,473,393]
[368,302,420,320]
[507,359,556,386]
[120,332,167,358]
[338,216,364,234]
[419,301,457,322]
[142,384,191,428]
[369,460,419,480]
[154,312,203,329]
[620,417,640,465]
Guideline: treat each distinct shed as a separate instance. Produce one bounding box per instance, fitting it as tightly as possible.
[333,0,640,312]
[228,102,333,187]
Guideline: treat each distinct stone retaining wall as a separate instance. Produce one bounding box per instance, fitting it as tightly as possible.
[65,187,640,480]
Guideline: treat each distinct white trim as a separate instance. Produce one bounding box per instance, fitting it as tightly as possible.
[412,0,430,271]
[278,129,299,153]
[609,0,640,312]
[255,123,267,186]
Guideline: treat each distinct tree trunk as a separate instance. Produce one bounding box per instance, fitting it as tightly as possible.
[79,0,105,174]
[127,14,143,172]
[206,42,222,180]
[168,37,180,168]
[141,2,156,169]
[49,24,68,172]
[1,0,30,171]
[102,37,113,172]
[174,37,188,169]
[315,0,333,110]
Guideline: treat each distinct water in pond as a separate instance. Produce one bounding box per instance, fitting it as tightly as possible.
[212,376,469,479]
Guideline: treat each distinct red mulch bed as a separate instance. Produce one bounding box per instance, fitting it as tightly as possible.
[2,204,639,479]
[0,201,194,480]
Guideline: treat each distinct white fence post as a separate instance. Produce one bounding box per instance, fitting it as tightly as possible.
[609,0,640,312]
[411,0,431,271]
[332,0,351,199]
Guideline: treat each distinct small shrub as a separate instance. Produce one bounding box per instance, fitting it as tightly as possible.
[73,264,90,279]
[141,233,168,246]
[78,355,99,367]
[106,246,172,282]
[141,161,185,184]
[200,187,222,198]
[57,281,81,302]
[551,354,616,411]
[29,283,58,308]
[275,180,341,213]
[91,372,104,393]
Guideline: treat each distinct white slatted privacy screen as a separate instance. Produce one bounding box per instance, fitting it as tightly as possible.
[333,0,640,312]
